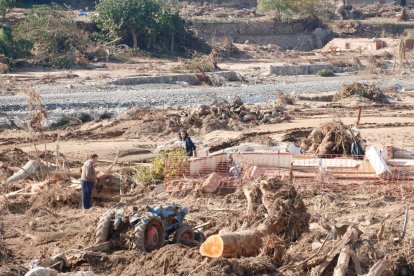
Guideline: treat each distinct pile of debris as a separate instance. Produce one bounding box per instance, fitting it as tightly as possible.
[301,121,359,155]
[200,177,309,259]
[280,192,414,275]
[333,82,389,104]
[121,98,289,136]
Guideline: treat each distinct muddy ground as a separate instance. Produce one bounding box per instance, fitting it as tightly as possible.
[0,85,413,275]
[1,176,413,275]
[1,3,414,274]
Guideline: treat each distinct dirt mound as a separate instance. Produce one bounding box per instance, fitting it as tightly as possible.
[119,244,202,275]
[0,147,29,167]
[301,121,358,155]
[117,244,277,275]
[333,82,389,104]
[203,255,277,275]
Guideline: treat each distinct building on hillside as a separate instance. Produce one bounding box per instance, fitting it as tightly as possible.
[322,37,414,53]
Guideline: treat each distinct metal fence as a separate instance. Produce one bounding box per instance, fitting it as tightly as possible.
[164,152,414,194]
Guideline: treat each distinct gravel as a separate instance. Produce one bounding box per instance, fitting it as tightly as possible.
[1,74,413,125]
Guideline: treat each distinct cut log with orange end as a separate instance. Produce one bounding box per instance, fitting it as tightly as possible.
[200,230,263,258]
[199,235,223,258]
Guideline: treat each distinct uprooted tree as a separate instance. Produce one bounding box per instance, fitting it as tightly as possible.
[200,177,309,260]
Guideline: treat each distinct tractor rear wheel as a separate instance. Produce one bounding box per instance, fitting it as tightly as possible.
[173,225,195,245]
[133,212,165,252]
[95,210,115,243]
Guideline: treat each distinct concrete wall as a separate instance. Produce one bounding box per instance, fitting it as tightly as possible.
[110,71,240,86]
[241,152,293,168]
[187,0,257,8]
[191,20,329,51]
[269,63,332,76]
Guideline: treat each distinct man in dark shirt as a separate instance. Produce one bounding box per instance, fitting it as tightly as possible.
[180,129,197,157]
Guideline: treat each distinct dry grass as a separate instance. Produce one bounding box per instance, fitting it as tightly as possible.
[171,51,215,73]
[25,89,47,135]
[276,90,295,105]
[211,37,239,57]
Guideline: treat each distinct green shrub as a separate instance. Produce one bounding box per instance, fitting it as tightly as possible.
[15,5,90,68]
[133,148,187,186]
[316,69,335,77]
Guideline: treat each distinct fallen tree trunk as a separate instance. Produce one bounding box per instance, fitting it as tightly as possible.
[200,226,266,258]
[333,245,352,276]
[3,159,40,184]
[3,159,59,185]
[364,258,391,276]
[311,226,360,276]
[200,177,309,259]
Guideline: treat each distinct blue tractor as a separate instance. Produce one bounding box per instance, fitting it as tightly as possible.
[96,204,203,252]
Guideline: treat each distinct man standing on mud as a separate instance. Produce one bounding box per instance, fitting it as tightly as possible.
[81,154,99,209]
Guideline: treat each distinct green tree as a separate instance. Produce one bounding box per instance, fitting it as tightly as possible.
[156,6,185,51]
[0,0,15,18]
[95,0,161,50]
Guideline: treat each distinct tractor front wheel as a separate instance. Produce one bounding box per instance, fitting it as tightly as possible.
[173,225,195,245]
[133,213,165,252]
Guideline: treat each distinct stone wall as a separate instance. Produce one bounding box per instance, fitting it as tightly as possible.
[191,20,331,51]
[187,0,257,8]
